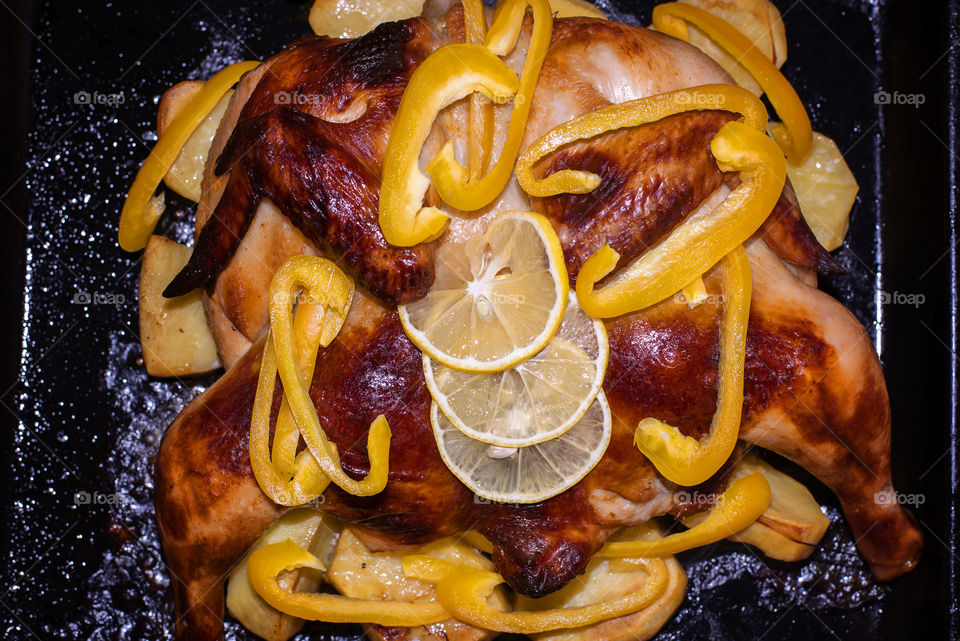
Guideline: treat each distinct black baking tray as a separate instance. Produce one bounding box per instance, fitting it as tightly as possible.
[0,0,957,639]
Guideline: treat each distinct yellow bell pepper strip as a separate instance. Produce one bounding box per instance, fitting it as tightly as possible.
[401,554,669,633]
[463,0,495,180]
[575,122,784,318]
[515,84,767,198]
[118,60,259,251]
[633,246,751,486]
[379,44,519,247]
[461,530,494,554]
[268,256,391,497]
[652,2,812,164]
[426,0,553,212]
[595,471,771,558]
[248,540,450,625]
[270,298,332,478]
[250,256,358,505]
[250,335,332,506]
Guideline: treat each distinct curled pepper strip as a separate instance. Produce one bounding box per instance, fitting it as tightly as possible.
[248,540,450,625]
[402,555,669,633]
[463,0,495,179]
[251,336,332,506]
[652,2,812,164]
[575,121,784,318]
[267,256,391,497]
[270,299,341,479]
[633,246,750,486]
[379,44,519,247]
[427,0,553,212]
[118,60,259,251]
[250,256,357,505]
[515,84,767,198]
[595,472,771,558]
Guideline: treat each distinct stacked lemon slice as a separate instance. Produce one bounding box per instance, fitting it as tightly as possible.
[399,212,611,504]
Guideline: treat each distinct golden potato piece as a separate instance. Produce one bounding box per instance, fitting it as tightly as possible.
[770,122,860,251]
[728,520,818,562]
[686,452,830,561]
[138,235,221,377]
[735,453,831,545]
[549,0,607,19]
[156,80,202,135]
[309,0,426,39]
[226,509,342,641]
[518,523,687,641]
[327,528,506,641]
[156,80,233,202]
[678,0,787,96]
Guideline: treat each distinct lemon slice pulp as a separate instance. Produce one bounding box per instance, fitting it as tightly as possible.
[432,392,612,504]
[399,211,569,372]
[424,292,608,447]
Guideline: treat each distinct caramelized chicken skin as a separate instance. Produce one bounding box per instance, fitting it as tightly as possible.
[164,21,439,304]
[153,10,921,641]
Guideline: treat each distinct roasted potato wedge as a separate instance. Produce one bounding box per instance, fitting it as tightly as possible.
[676,0,787,96]
[138,235,221,377]
[156,80,232,202]
[156,80,202,135]
[309,0,426,39]
[685,452,830,561]
[517,523,687,641]
[226,509,341,641]
[327,528,506,641]
[770,122,860,251]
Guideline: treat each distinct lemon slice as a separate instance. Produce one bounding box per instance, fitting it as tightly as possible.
[431,392,612,504]
[424,293,608,447]
[399,211,569,372]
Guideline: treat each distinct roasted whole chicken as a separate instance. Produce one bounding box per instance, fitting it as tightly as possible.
[147,4,922,640]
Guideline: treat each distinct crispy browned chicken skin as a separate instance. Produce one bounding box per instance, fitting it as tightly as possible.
[154,9,921,641]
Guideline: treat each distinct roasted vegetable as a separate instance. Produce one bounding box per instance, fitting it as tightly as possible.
[518,523,687,641]
[685,452,830,561]
[157,81,233,202]
[138,235,221,377]
[676,0,787,96]
[226,509,341,641]
[769,123,859,251]
[327,528,507,641]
